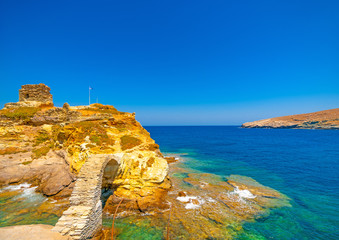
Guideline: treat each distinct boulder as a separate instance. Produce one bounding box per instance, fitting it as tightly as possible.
[0,150,75,197]
[37,165,74,196]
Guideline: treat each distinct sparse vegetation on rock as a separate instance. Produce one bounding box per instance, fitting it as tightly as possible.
[120,135,142,150]
[0,107,39,121]
[32,145,51,159]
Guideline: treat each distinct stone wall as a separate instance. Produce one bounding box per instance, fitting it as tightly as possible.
[19,83,53,103]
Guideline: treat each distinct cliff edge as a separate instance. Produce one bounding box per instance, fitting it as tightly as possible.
[0,84,170,213]
[242,108,339,129]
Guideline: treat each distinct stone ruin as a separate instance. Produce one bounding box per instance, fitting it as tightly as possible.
[4,83,53,109]
[19,83,53,103]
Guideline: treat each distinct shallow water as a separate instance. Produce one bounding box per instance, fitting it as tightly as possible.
[0,183,60,227]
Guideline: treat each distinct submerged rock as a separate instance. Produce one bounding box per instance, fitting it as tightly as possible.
[158,169,290,239]
[101,162,291,240]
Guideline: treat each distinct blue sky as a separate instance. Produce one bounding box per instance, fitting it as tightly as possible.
[1,0,338,125]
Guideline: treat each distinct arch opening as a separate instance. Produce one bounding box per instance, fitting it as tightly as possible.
[101,159,119,208]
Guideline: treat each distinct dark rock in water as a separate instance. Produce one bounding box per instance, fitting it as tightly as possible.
[164,156,178,163]
[178,191,186,197]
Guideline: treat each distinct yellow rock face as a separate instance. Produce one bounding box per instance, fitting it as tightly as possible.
[0,103,170,201]
[112,151,169,198]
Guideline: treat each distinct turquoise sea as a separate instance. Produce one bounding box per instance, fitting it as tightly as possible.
[145,126,339,240]
[1,126,338,239]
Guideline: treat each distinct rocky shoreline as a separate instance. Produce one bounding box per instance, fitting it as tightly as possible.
[0,84,291,239]
[242,108,339,129]
[0,153,291,240]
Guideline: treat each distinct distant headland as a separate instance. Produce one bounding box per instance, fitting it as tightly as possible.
[0,83,170,239]
[242,108,339,130]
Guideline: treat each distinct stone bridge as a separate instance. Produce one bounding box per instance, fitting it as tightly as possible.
[53,153,123,239]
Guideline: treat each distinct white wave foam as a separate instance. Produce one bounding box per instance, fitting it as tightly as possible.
[0,183,31,192]
[21,186,38,197]
[177,195,205,209]
[185,202,200,209]
[13,186,40,201]
[177,196,197,203]
[207,197,216,203]
[230,187,256,199]
[0,183,44,202]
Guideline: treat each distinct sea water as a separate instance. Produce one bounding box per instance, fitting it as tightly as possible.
[145,126,339,240]
[1,126,338,239]
[0,183,59,227]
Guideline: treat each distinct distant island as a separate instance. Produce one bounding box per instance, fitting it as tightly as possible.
[242,108,339,130]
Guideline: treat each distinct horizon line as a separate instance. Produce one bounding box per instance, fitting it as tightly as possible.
[144,125,241,127]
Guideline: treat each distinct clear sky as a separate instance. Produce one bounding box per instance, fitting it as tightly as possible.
[1,0,338,125]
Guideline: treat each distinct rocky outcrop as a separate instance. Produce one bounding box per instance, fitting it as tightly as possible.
[242,108,339,129]
[0,105,170,195]
[30,107,81,125]
[0,85,170,213]
[0,84,170,239]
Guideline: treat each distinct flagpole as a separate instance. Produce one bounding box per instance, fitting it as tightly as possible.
[89,87,91,105]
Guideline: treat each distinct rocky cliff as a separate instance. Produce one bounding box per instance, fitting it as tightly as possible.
[0,87,170,211]
[242,108,339,129]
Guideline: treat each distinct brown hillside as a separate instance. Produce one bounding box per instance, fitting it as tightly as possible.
[242,108,339,129]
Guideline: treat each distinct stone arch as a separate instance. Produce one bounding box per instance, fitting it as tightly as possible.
[53,154,123,240]
[101,158,119,208]
[102,158,119,189]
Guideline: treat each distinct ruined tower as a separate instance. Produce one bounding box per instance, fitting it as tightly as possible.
[4,83,53,109]
[18,83,53,103]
